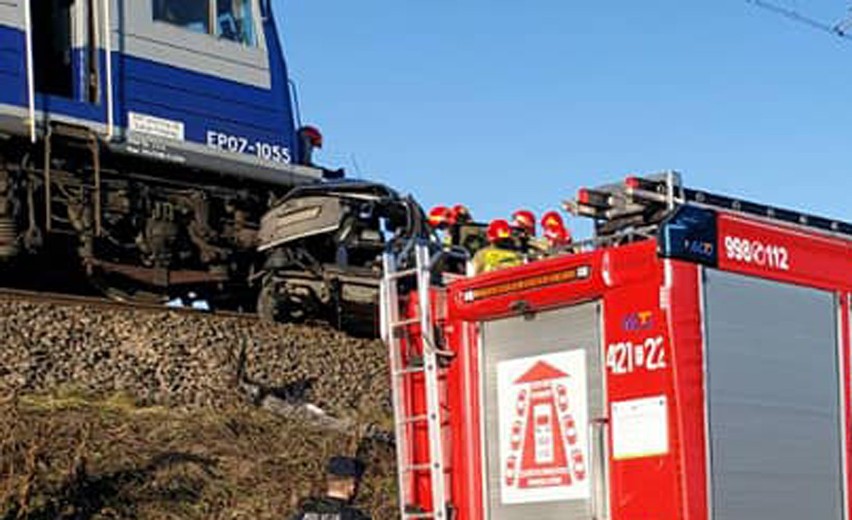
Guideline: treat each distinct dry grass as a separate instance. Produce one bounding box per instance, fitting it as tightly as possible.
[0,391,397,520]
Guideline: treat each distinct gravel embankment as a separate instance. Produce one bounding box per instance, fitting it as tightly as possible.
[0,299,390,417]
[0,297,398,519]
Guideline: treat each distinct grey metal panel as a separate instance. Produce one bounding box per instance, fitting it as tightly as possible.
[121,0,271,88]
[482,302,603,520]
[257,195,343,250]
[0,1,21,29]
[703,269,842,520]
[112,137,323,185]
[0,105,109,137]
[0,103,321,183]
[0,1,271,86]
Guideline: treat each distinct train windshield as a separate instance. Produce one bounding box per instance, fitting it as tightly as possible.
[217,0,256,46]
[153,0,257,46]
[153,0,210,35]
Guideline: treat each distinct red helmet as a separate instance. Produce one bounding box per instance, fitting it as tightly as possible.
[450,204,471,225]
[541,210,564,230]
[428,206,452,229]
[299,125,323,148]
[512,209,536,235]
[542,210,571,246]
[544,224,571,246]
[486,219,513,243]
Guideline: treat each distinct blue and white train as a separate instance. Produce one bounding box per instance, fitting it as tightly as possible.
[0,0,328,305]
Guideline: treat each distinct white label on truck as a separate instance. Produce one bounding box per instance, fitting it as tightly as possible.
[723,235,790,271]
[497,350,590,505]
[611,395,669,460]
[128,112,185,141]
[606,335,666,376]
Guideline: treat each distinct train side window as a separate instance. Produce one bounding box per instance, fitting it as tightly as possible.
[153,0,211,35]
[215,0,257,46]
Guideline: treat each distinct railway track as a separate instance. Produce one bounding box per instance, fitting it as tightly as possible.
[0,287,258,322]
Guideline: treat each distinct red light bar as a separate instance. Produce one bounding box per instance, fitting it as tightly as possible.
[625,176,641,189]
[576,188,611,210]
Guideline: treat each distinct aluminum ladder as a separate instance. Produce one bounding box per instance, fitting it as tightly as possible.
[569,171,852,241]
[380,241,450,520]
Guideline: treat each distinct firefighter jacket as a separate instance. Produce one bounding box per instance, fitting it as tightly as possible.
[290,497,371,520]
[471,245,523,275]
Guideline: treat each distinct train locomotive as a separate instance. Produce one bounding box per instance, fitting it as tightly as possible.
[0,0,327,306]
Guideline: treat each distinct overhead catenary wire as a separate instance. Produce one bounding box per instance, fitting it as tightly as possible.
[746,0,852,40]
[834,7,852,35]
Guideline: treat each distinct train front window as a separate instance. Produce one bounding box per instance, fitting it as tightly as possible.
[153,0,210,35]
[216,0,256,46]
[153,0,257,46]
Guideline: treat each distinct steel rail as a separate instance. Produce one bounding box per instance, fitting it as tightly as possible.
[0,287,257,322]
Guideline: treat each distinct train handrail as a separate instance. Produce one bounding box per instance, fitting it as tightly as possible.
[24,0,36,143]
[103,0,114,140]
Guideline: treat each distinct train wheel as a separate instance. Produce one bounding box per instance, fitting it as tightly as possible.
[257,276,315,324]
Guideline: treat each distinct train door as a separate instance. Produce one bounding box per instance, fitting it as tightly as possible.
[480,302,607,520]
[30,0,101,104]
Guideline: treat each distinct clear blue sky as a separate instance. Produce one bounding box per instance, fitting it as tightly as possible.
[274,1,851,235]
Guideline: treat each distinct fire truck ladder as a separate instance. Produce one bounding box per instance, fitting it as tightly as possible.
[380,241,452,520]
[568,171,852,241]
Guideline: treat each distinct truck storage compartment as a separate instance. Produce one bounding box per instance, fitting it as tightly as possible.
[703,269,843,520]
[481,302,605,520]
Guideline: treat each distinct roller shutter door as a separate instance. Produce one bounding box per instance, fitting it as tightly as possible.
[703,269,843,520]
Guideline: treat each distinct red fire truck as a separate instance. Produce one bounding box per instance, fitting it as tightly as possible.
[380,173,852,520]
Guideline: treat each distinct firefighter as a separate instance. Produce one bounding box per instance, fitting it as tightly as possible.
[541,210,572,253]
[448,204,472,248]
[450,204,472,226]
[471,219,523,275]
[428,205,452,231]
[511,209,547,259]
[512,209,536,236]
[290,456,370,520]
[428,205,454,247]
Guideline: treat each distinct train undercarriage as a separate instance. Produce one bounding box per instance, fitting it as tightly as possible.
[0,123,447,336]
[0,123,292,310]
